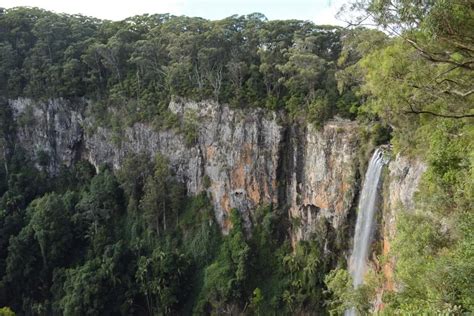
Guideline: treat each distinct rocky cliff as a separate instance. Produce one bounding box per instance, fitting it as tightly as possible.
[87,99,284,233]
[283,122,359,245]
[375,154,426,309]
[10,98,85,174]
[9,97,363,238]
[9,96,430,293]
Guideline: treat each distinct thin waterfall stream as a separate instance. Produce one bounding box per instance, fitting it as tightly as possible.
[345,148,386,316]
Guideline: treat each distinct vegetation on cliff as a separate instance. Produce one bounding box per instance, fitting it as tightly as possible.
[0,7,368,128]
[325,0,473,314]
[0,0,473,314]
[0,148,340,314]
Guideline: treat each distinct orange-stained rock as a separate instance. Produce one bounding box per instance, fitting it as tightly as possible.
[206,145,216,160]
[374,155,426,312]
[287,121,359,242]
[13,97,361,237]
[382,238,394,291]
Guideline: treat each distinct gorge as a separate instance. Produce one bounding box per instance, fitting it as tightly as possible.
[0,3,472,315]
[3,96,426,314]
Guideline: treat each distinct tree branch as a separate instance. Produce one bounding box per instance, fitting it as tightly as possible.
[405,38,474,70]
[434,65,462,79]
[403,99,474,119]
[435,78,466,87]
[442,89,474,98]
[411,81,473,99]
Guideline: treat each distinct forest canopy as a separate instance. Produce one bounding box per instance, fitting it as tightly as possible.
[0,7,367,127]
[0,1,473,315]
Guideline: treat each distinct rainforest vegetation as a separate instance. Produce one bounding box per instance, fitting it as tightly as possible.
[0,0,473,315]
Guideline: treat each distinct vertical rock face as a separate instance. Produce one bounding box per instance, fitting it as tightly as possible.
[10,97,427,284]
[285,122,360,242]
[165,99,282,232]
[85,123,199,188]
[377,154,426,304]
[9,98,85,173]
[383,154,427,255]
[387,154,427,213]
[8,97,361,236]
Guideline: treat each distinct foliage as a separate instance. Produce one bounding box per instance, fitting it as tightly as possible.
[135,248,190,315]
[0,8,369,128]
[196,209,251,312]
[0,162,331,316]
[324,267,378,315]
[0,2,472,315]
[379,122,474,314]
[330,0,474,314]
[0,307,15,316]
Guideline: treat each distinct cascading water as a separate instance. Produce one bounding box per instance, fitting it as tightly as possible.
[345,148,386,316]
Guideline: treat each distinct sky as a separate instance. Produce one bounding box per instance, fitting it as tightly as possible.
[2,0,349,25]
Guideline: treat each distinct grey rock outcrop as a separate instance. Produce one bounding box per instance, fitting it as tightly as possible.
[383,153,427,247]
[283,122,360,242]
[376,153,426,302]
[387,154,427,212]
[8,97,361,237]
[10,98,85,174]
[86,99,283,232]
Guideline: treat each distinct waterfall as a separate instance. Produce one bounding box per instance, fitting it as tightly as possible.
[345,148,386,316]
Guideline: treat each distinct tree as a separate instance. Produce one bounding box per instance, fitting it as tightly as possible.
[0,307,15,316]
[324,268,375,315]
[198,210,250,312]
[341,0,474,119]
[116,153,153,212]
[3,224,42,313]
[0,43,16,96]
[75,168,124,253]
[135,248,190,315]
[57,242,132,315]
[279,42,326,99]
[249,287,264,315]
[29,193,73,268]
[140,155,172,235]
[0,101,14,178]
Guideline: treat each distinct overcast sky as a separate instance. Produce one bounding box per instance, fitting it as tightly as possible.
[2,0,349,25]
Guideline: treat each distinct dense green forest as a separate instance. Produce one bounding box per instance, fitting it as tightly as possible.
[0,6,362,129]
[0,7,366,315]
[0,0,473,315]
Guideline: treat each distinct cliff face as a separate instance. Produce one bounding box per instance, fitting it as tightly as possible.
[9,98,361,237]
[9,98,433,316]
[376,154,426,307]
[9,97,429,289]
[9,97,426,254]
[86,99,283,232]
[284,122,359,243]
[10,98,85,174]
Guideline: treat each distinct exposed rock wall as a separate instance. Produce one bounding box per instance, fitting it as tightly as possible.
[88,99,283,232]
[387,154,427,213]
[376,154,426,308]
[284,122,359,243]
[383,154,427,263]
[8,97,428,276]
[8,97,360,237]
[10,98,85,174]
